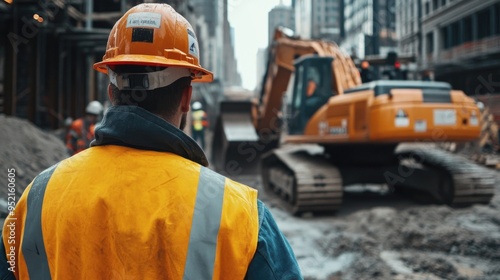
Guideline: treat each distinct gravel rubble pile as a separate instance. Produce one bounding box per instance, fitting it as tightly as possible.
[0,115,68,216]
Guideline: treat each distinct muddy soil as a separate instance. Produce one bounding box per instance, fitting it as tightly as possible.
[251,170,500,280]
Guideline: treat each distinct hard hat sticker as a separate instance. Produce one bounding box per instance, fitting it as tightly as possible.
[126,12,161,28]
[187,28,199,59]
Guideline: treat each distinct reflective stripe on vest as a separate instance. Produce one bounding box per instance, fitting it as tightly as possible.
[21,164,58,280]
[183,166,225,280]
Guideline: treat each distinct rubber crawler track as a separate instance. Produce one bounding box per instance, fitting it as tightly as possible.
[261,148,343,215]
[397,145,496,205]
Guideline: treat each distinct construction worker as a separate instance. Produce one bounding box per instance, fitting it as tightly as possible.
[65,100,103,155]
[191,101,208,149]
[305,66,326,119]
[360,60,373,83]
[0,3,302,280]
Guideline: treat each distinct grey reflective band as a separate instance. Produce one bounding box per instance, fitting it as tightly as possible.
[183,167,226,280]
[22,164,57,280]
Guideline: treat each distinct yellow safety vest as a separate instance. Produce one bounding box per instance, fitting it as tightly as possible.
[192,110,207,131]
[3,145,259,279]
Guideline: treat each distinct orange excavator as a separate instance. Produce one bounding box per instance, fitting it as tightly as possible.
[212,27,495,214]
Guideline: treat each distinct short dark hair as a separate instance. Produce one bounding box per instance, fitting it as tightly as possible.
[109,65,191,119]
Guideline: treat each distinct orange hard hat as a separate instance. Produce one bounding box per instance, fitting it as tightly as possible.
[93,3,213,83]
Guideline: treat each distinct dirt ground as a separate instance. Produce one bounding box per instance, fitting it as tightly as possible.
[239,168,500,280]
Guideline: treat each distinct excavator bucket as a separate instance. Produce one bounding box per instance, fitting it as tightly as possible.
[211,101,261,176]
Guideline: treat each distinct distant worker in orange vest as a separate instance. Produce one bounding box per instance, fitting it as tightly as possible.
[65,100,103,155]
[191,101,208,149]
[305,66,325,118]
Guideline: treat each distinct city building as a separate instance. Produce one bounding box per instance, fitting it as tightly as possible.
[421,0,500,93]
[395,0,422,57]
[294,0,313,39]
[394,0,422,79]
[295,0,342,42]
[421,0,500,124]
[255,48,267,93]
[341,0,397,59]
[268,3,295,45]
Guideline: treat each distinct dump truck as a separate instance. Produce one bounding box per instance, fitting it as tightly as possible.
[212,27,495,214]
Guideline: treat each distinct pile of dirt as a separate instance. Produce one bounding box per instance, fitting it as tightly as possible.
[0,115,68,216]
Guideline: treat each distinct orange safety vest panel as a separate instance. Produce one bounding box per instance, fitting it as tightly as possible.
[3,145,259,279]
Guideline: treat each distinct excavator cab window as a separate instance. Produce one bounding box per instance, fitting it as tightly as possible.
[288,56,333,135]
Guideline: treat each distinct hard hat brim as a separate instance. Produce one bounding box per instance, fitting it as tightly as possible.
[93,54,214,83]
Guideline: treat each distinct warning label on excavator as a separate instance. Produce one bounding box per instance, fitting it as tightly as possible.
[434,109,456,126]
[395,109,409,127]
[415,120,427,132]
[470,111,479,126]
[329,119,348,135]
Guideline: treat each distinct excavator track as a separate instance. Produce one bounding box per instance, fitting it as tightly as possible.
[261,146,343,215]
[397,145,496,206]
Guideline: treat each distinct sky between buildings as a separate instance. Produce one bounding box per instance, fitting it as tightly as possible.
[228,0,292,90]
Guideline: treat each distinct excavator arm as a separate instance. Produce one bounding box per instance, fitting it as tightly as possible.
[212,27,361,175]
[257,27,361,134]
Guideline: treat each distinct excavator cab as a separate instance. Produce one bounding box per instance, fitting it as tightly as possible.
[287,56,334,135]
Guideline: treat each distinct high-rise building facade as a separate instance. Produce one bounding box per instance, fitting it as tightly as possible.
[295,0,313,39]
[396,0,422,56]
[312,0,342,42]
[295,0,342,42]
[421,0,500,122]
[190,0,240,87]
[341,0,397,59]
[268,4,295,45]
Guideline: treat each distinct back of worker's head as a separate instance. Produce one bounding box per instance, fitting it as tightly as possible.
[93,3,213,119]
[107,65,191,119]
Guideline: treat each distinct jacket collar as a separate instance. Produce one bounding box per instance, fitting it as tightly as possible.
[91,106,208,167]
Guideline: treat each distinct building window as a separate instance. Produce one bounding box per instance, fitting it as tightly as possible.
[441,0,446,7]
[433,0,439,10]
[426,32,434,53]
[442,27,450,49]
[425,2,430,15]
[451,21,461,47]
[464,16,472,42]
[477,8,491,39]
[497,3,500,35]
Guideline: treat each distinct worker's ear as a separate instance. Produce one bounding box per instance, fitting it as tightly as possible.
[180,85,192,113]
[107,84,112,102]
